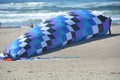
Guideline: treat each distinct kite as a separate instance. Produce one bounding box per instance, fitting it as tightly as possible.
[0,10,112,61]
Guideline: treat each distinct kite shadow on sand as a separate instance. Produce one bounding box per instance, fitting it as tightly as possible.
[39,33,120,56]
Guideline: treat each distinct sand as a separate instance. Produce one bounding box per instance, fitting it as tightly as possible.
[0,25,120,80]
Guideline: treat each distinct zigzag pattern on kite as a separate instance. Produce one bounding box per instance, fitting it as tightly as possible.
[1,10,111,61]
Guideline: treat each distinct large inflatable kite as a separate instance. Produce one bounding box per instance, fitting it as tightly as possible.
[0,10,111,61]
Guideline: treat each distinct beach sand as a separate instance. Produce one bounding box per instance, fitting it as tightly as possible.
[0,25,120,80]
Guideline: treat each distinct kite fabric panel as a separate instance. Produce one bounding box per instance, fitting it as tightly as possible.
[0,10,111,61]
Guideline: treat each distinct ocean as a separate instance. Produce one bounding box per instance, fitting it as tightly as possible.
[0,0,120,28]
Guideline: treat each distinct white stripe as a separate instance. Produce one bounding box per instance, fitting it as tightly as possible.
[41,41,47,47]
[67,25,74,32]
[92,25,99,34]
[41,27,49,31]
[42,31,51,35]
[66,32,72,40]
[17,48,26,55]
[19,38,27,42]
[62,41,67,46]
[93,17,102,24]
[36,48,42,54]
[42,35,50,41]
[41,23,47,27]
[64,15,74,19]
[19,42,27,47]
[86,35,93,39]
[18,35,25,39]
[65,19,75,25]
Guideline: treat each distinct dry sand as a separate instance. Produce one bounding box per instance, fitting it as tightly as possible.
[0,25,120,80]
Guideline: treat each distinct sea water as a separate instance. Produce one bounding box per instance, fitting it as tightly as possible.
[0,0,120,27]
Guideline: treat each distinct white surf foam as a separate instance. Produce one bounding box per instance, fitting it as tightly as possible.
[0,12,67,23]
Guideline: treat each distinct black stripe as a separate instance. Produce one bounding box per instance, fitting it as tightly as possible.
[46,40,52,46]
[47,28,56,33]
[42,47,47,52]
[71,24,80,31]
[19,52,28,57]
[71,18,80,23]
[92,34,98,38]
[46,24,54,27]
[98,24,104,32]
[23,45,31,50]
[24,39,32,43]
[97,15,108,22]
[71,32,76,38]
[44,20,52,23]
[67,40,72,44]
[48,35,56,39]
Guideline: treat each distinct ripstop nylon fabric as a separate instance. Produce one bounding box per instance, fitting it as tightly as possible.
[1,10,111,60]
